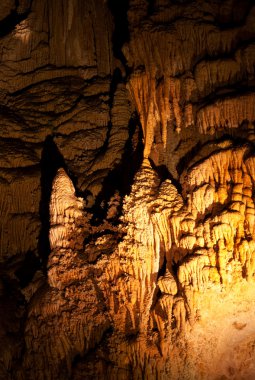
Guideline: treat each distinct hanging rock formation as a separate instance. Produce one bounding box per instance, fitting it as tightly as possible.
[1,0,255,379]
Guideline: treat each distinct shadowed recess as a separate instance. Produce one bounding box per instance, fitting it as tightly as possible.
[38,135,67,268]
[0,0,32,38]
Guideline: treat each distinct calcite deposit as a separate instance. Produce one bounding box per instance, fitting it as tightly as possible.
[1,0,255,379]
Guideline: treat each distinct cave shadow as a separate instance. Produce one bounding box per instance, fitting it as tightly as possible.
[149,158,183,194]
[176,132,253,178]
[0,1,32,38]
[108,0,130,68]
[38,135,67,270]
[15,250,41,288]
[91,111,144,224]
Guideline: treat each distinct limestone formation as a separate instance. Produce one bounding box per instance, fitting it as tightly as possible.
[1,0,255,379]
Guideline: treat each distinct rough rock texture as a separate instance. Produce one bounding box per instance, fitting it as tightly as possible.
[0,0,134,265]
[1,0,255,379]
[126,0,255,176]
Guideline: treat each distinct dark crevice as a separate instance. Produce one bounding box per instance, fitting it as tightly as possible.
[15,251,41,288]
[147,0,155,16]
[149,160,183,194]
[91,111,144,224]
[108,0,130,73]
[38,135,68,270]
[157,255,167,279]
[149,162,170,183]
[171,260,179,278]
[176,141,202,176]
[0,2,31,38]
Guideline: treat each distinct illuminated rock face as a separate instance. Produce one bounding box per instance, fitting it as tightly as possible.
[1,0,255,379]
[22,164,185,379]
[126,0,255,177]
[20,158,255,379]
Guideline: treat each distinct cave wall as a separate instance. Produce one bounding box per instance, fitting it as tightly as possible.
[1,1,255,379]
[0,0,135,265]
